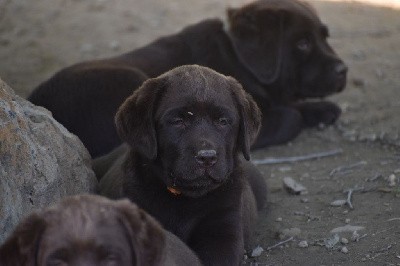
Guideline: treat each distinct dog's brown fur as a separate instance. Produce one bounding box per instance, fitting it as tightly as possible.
[98,65,266,265]
[0,195,202,266]
[29,0,346,158]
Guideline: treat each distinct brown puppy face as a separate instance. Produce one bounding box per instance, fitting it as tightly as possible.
[37,209,133,266]
[228,0,347,98]
[155,70,240,197]
[116,65,261,198]
[0,195,165,266]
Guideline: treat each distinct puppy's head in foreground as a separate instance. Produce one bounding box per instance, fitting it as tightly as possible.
[0,195,165,266]
[227,0,347,98]
[116,65,261,197]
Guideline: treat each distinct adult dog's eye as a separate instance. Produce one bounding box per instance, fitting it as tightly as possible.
[296,39,311,52]
[216,117,230,126]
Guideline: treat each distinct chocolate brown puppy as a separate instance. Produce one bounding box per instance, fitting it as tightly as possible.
[29,0,346,157]
[98,65,266,265]
[0,194,202,266]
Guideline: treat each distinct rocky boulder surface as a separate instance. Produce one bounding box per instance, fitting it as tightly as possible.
[0,78,97,243]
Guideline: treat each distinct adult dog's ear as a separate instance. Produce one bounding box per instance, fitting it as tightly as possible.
[115,78,165,160]
[227,6,286,85]
[228,77,262,160]
[0,213,46,266]
[115,200,166,266]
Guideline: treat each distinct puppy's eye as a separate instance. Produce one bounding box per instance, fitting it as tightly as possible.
[216,117,230,126]
[296,39,311,52]
[170,118,185,127]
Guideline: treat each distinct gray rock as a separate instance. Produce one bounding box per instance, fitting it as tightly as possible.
[330,199,347,207]
[298,240,308,248]
[283,177,308,195]
[0,79,97,244]
[341,237,349,244]
[330,225,365,234]
[341,246,349,254]
[324,234,340,249]
[251,246,264,257]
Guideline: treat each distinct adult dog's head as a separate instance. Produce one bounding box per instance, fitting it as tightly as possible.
[0,195,165,266]
[116,65,261,197]
[227,0,347,99]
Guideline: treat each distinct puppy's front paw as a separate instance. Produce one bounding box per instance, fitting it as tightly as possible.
[296,101,341,127]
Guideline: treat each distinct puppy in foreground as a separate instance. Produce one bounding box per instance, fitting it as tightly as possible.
[98,65,267,265]
[29,0,347,158]
[0,194,201,266]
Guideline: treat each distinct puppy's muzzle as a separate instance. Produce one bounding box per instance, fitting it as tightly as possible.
[195,149,217,167]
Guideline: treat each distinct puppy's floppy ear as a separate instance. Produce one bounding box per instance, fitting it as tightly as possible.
[115,200,166,266]
[115,77,166,160]
[228,77,262,160]
[0,213,46,266]
[228,6,286,85]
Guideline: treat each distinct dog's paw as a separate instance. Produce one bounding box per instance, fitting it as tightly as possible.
[296,101,341,127]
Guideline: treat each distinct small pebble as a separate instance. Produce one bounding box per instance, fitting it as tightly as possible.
[283,177,308,195]
[341,238,349,244]
[301,198,309,203]
[330,199,347,207]
[351,231,360,241]
[388,174,396,187]
[341,246,349,254]
[275,217,283,222]
[343,210,349,214]
[298,240,308,248]
[345,218,351,224]
[251,246,264,257]
[324,234,340,249]
[394,169,400,174]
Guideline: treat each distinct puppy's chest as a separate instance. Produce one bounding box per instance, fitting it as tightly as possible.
[133,186,236,241]
[140,192,206,240]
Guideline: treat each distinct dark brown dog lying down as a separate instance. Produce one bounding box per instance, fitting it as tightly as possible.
[97,65,266,265]
[0,194,202,266]
[28,0,347,158]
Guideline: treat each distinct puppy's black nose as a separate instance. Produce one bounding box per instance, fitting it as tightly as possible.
[196,150,217,167]
[334,63,348,76]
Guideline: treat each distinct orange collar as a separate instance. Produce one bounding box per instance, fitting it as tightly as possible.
[167,186,182,196]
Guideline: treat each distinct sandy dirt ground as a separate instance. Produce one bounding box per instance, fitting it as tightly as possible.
[1,0,399,265]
